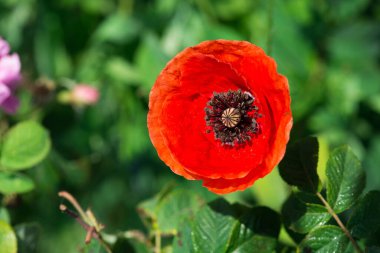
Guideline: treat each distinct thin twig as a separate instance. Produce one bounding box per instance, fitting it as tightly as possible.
[85,227,96,244]
[58,191,89,223]
[59,204,100,241]
[59,193,112,253]
[155,230,161,253]
[316,192,364,253]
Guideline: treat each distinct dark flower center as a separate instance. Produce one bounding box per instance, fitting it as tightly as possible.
[205,90,260,146]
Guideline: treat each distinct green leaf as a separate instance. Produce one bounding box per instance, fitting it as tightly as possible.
[300,225,349,253]
[230,235,277,253]
[172,222,194,253]
[0,172,35,194]
[137,184,176,223]
[189,199,281,253]
[92,14,141,45]
[211,0,253,20]
[228,207,280,253]
[14,223,40,253]
[156,189,205,233]
[105,57,141,85]
[0,221,17,253]
[348,191,380,239]
[282,193,331,234]
[0,207,10,223]
[0,121,51,171]
[191,199,238,253]
[279,137,320,193]
[326,146,365,213]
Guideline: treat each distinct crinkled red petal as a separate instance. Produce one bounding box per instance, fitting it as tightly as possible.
[148,40,292,193]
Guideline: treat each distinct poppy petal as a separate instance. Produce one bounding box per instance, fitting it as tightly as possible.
[148,40,292,194]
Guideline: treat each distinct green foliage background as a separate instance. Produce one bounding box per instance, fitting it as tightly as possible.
[0,0,379,252]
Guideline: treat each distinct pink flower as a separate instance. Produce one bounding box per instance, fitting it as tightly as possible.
[0,37,21,114]
[71,84,99,105]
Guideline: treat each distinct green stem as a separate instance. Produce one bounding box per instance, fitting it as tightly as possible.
[155,230,161,253]
[316,192,363,253]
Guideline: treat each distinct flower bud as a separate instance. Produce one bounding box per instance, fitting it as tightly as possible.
[71,84,99,106]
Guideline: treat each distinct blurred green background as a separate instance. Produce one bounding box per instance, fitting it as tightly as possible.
[0,0,379,252]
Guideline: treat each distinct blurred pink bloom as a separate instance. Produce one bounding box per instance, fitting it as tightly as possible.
[0,38,10,57]
[0,37,21,114]
[72,84,99,105]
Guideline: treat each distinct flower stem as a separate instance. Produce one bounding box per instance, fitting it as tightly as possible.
[316,192,363,253]
[155,230,161,253]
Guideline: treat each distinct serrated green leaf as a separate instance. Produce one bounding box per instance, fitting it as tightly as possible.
[228,207,280,253]
[231,235,277,253]
[300,225,349,253]
[0,121,51,171]
[348,191,380,239]
[189,199,281,253]
[279,137,320,193]
[172,222,194,253]
[156,189,205,233]
[282,193,330,234]
[326,146,365,213]
[191,199,238,253]
[14,223,40,253]
[0,220,17,253]
[0,172,35,194]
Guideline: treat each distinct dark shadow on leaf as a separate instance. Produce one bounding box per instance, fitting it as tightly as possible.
[208,198,281,238]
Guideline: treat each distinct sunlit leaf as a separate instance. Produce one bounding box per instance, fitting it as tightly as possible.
[0,221,17,253]
[282,193,330,234]
[190,199,280,253]
[156,189,205,233]
[0,207,10,223]
[191,199,239,253]
[326,146,365,213]
[1,121,51,171]
[0,172,35,194]
[300,225,348,253]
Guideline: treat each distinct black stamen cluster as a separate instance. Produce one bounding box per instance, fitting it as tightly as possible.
[204,90,260,146]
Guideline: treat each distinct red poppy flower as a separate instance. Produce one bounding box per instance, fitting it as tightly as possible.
[148,40,292,194]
